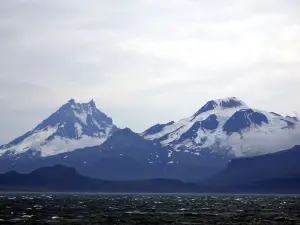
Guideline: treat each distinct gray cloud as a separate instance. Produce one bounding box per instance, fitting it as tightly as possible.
[0,0,300,143]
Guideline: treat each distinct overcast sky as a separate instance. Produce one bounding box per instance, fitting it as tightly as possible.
[0,0,300,143]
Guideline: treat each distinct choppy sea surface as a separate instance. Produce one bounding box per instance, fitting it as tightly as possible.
[0,193,300,224]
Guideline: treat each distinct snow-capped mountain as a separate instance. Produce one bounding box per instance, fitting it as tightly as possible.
[142,97,300,158]
[0,96,299,181]
[0,99,118,157]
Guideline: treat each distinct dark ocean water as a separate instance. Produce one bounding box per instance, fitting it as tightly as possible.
[0,193,300,224]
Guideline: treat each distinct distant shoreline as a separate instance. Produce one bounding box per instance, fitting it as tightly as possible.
[1,191,300,197]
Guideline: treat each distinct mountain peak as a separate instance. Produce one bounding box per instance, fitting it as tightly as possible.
[68,99,76,104]
[88,99,96,107]
[193,97,248,118]
[59,99,102,115]
[112,127,135,137]
[212,97,248,109]
[0,98,118,157]
[216,97,246,107]
[65,99,96,107]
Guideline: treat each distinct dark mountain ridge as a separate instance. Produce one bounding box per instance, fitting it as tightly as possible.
[0,165,200,193]
[0,128,222,181]
[206,145,300,186]
[1,165,300,194]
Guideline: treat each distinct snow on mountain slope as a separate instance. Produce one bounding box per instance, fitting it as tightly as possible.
[0,99,118,157]
[142,97,300,158]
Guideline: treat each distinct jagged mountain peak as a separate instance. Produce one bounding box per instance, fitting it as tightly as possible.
[60,99,97,111]
[0,99,118,157]
[65,98,95,105]
[35,99,114,133]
